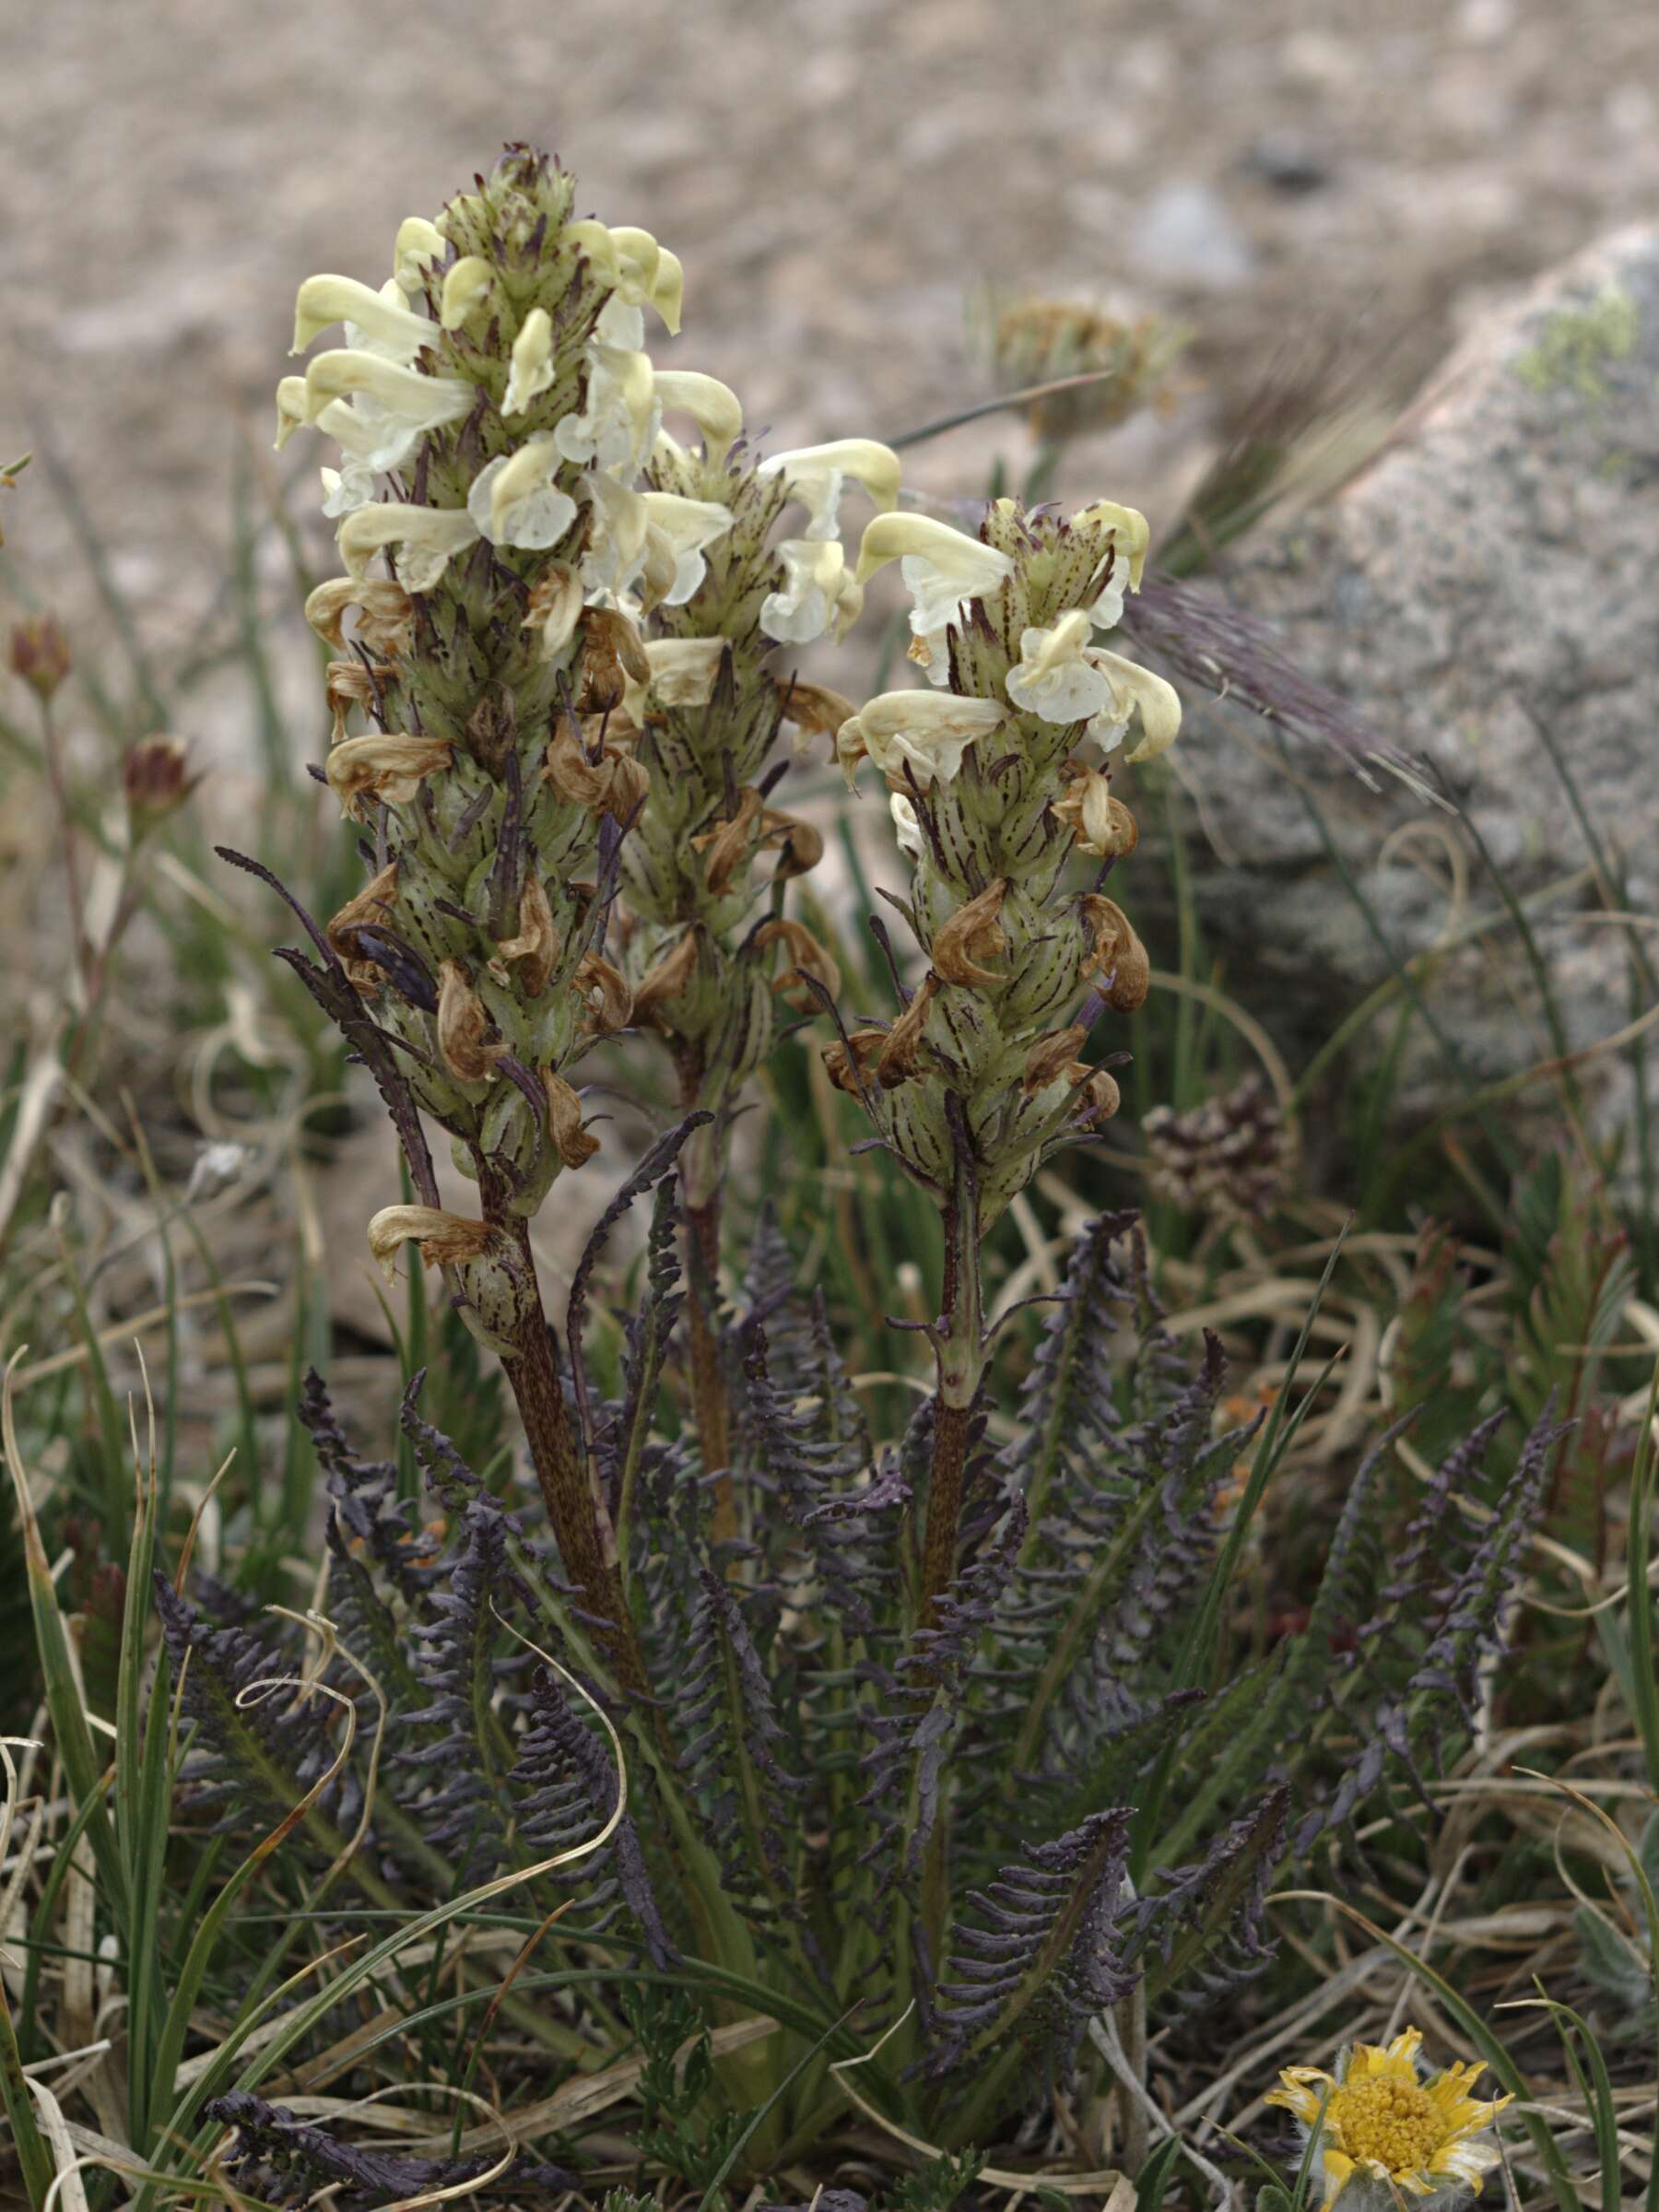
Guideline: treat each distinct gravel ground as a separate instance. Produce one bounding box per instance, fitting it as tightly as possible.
[5,0,1658,671]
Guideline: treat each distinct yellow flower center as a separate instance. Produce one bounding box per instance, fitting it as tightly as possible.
[1328,2077,1442,2171]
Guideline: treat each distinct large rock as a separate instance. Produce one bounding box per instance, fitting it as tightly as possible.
[1169,227,1658,1122]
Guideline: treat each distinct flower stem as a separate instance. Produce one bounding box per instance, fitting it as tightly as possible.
[918,1152,984,1633]
[674,1042,736,1545]
[488,1204,649,1698]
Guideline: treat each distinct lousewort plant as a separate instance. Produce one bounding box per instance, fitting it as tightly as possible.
[183,144,1556,2194]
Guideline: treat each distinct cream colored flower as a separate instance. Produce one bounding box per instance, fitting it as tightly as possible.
[337,502,481,592]
[465,437,579,550]
[1075,498,1149,594]
[300,351,473,471]
[760,536,862,645]
[391,217,446,295]
[1006,612,1112,724]
[1267,2028,1512,2210]
[1088,647,1181,762]
[652,371,743,465]
[758,439,902,541]
[579,470,652,597]
[889,790,925,861]
[555,295,658,473]
[292,275,433,363]
[641,491,733,606]
[608,224,683,333]
[503,307,555,418]
[521,561,584,660]
[854,512,1015,686]
[836,690,1006,790]
[644,636,729,707]
[439,255,495,330]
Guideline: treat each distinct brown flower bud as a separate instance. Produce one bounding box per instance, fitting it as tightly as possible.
[693,785,763,897]
[1053,765,1137,858]
[1021,1023,1088,1094]
[876,971,939,1088]
[324,733,453,819]
[633,928,700,1018]
[821,1026,888,1096]
[521,559,583,660]
[304,577,412,658]
[122,735,197,833]
[326,859,400,994]
[776,677,860,755]
[573,950,634,1036]
[933,877,1009,989]
[8,615,70,700]
[759,805,824,881]
[753,917,840,1006]
[368,1204,497,1281]
[545,715,649,823]
[491,870,559,996]
[575,605,650,718]
[1069,1062,1121,1124]
[325,659,382,744]
[544,1068,601,1167]
[1079,893,1150,1011]
[436,959,502,1083]
[324,734,451,822]
[465,681,518,775]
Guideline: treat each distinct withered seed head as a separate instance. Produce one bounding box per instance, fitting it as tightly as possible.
[1021,1023,1088,1094]
[492,871,559,997]
[122,735,198,834]
[544,1068,601,1167]
[9,615,70,701]
[821,1026,888,1096]
[1079,892,1150,1011]
[753,916,840,1006]
[436,959,502,1083]
[933,877,1009,989]
[875,971,939,1088]
[632,928,700,1018]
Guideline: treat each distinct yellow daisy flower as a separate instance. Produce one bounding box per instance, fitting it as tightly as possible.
[1267,2028,1512,2207]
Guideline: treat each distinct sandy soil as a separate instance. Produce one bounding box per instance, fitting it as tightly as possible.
[5,0,1658,676]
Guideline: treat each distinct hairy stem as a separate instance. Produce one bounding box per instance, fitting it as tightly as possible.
[918,1162,985,1634]
[485,1200,648,1697]
[674,1042,736,1545]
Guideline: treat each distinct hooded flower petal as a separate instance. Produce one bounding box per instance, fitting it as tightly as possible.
[503,307,555,417]
[337,502,481,591]
[854,512,1014,618]
[439,255,495,330]
[759,439,902,541]
[889,791,925,861]
[760,536,859,644]
[292,275,433,363]
[644,635,729,706]
[301,351,474,468]
[466,437,579,549]
[608,224,683,333]
[554,312,658,473]
[836,689,1006,790]
[1087,647,1182,762]
[651,371,743,465]
[391,217,445,295]
[579,471,652,597]
[641,490,734,605]
[1006,611,1113,723]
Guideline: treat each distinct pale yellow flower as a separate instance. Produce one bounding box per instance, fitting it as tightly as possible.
[1267,2029,1512,2210]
